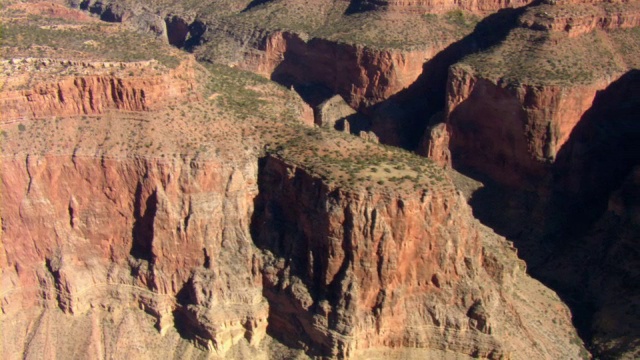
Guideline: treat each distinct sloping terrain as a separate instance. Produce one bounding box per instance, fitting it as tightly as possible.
[2,0,639,359]
[0,1,591,359]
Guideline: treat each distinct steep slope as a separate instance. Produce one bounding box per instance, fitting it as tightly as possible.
[441,1,640,188]
[433,1,640,356]
[63,0,640,357]
[0,2,588,359]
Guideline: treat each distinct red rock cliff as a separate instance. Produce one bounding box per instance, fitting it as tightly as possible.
[0,58,199,123]
[251,155,584,359]
[235,31,440,110]
[444,63,615,187]
[0,148,587,359]
[0,153,267,354]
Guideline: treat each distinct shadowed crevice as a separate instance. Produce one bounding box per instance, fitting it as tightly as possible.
[465,70,640,355]
[130,183,157,262]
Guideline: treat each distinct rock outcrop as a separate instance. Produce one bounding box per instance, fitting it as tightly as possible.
[251,155,584,359]
[0,154,268,354]
[0,58,199,122]
[315,94,357,128]
[518,2,640,37]
[444,63,615,187]
[231,31,439,110]
[0,149,587,359]
[419,122,452,168]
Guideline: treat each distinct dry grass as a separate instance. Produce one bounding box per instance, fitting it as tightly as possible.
[195,1,479,51]
[461,26,632,86]
[0,5,181,67]
[461,2,640,86]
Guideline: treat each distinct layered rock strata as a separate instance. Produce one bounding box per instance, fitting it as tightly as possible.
[0,149,587,359]
[251,155,584,358]
[0,58,199,123]
[0,153,268,354]
[0,1,600,359]
[233,31,439,109]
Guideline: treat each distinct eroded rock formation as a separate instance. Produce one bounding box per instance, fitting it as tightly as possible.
[0,150,587,359]
[0,58,199,122]
[4,0,637,358]
[444,63,616,187]
[0,154,267,354]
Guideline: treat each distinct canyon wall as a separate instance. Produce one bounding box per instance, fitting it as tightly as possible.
[0,58,199,122]
[223,31,441,110]
[444,64,616,187]
[518,2,640,37]
[2,1,621,358]
[251,155,584,359]
[0,153,267,354]
[0,148,587,359]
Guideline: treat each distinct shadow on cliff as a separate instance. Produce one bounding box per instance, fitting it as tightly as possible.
[130,183,157,262]
[468,69,640,258]
[242,0,274,12]
[249,155,355,357]
[266,6,528,149]
[364,6,530,149]
[466,69,640,349]
[266,7,529,148]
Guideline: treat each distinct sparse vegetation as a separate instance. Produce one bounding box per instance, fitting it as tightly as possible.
[0,13,180,67]
[460,2,639,86]
[461,27,627,86]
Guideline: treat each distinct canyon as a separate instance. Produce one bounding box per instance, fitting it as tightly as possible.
[1,0,639,359]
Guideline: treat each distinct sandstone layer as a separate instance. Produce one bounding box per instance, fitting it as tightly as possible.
[444,63,616,187]
[1,152,268,351]
[437,0,639,188]
[0,58,199,122]
[253,154,584,359]
[200,30,442,110]
[0,148,586,359]
[433,3,640,357]
[1,49,587,360]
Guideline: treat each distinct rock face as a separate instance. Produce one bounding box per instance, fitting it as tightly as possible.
[0,149,587,359]
[0,154,268,354]
[518,1,640,37]
[419,121,452,168]
[234,31,438,110]
[0,58,199,122]
[437,5,640,355]
[0,1,614,359]
[315,94,357,128]
[444,64,614,187]
[250,155,584,359]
